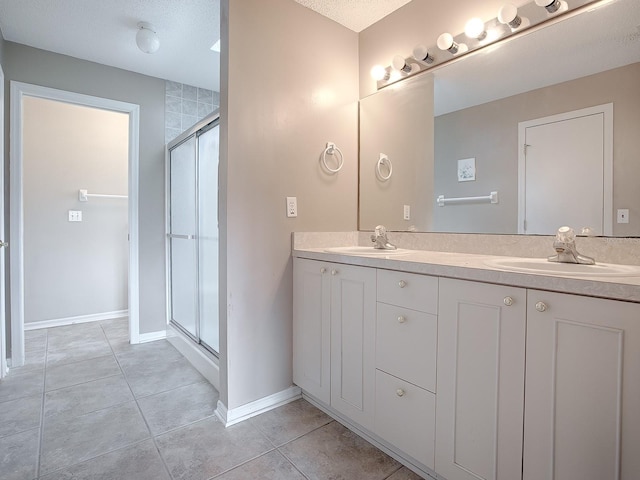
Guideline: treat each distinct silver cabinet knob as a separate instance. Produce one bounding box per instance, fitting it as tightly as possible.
[320,267,327,274]
[398,280,407,288]
[396,389,405,397]
[503,296,514,306]
[397,315,406,323]
[535,301,547,312]
[331,269,338,276]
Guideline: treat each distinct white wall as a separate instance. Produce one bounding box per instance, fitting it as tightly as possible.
[3,42,166,337]
[22,97,128,324]
[220,0,359,410]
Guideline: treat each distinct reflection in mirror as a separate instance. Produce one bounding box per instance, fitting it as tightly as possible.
[359,0,640,236]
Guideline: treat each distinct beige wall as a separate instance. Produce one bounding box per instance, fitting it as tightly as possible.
[23,97,128,323]
[4,42,166,336]
[220,0,359,410]
[360,73,434,231]
[434,63,640,236]
[358,0,529,98]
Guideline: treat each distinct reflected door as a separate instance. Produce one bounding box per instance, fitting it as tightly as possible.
[519,105,612,235]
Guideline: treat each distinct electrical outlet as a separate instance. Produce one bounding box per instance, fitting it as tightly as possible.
[68,210,83,222]
[617,208,629,224]
[286,197,297,218]
[403,205,411,220]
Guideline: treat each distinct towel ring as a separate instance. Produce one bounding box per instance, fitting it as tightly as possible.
[322,142,344,173]
[376,153,393,181]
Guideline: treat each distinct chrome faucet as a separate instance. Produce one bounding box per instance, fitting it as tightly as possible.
[548,226,595,265]
[371,225,397,250]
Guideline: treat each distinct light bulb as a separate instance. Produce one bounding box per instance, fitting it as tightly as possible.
[370,64,389,81]
[465,18,487,40]
[412,44,434,64]
[498,4,530,30]
[391,55,408,73]
[535,0,567,14]
[437,33,459,54]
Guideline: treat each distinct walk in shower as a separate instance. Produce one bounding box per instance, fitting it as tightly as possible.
[166,113,219,355]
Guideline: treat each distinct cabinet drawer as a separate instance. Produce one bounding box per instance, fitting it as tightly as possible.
[377,269,438,313]
[375,369,435,469]
[376,303,437,392]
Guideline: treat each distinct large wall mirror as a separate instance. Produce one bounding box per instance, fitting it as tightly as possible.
[359,0,640,236]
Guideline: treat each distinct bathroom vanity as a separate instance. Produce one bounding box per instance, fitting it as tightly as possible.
[292,241,640,480]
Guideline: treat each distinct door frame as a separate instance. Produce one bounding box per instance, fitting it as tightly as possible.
[517,103,613,235]
[0,65,5,378]
[9,81,141,367]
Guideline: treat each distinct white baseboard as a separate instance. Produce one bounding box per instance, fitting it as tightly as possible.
[137,330,167,343]
[215,385,302,427]
[24,310,129,330]
[166,324,219,390]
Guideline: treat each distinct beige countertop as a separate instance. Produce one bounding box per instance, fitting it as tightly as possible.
[293,247,640,303]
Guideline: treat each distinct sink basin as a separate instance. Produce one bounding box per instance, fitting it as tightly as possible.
[324,246,412,257]
[484,257,640,277]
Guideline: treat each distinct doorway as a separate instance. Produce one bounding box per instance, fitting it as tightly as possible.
[517,104,613,236]
[9,82,140,367]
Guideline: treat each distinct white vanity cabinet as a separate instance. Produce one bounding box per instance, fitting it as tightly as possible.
[375,269,438,469]
[292,258,332,404]
[292,258,376,429]
[436,278,527,480]
[523,290,640,480]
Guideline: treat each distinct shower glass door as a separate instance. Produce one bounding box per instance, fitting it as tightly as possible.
[167,115,219,355]
[169,136,198,339]
[197,124,219,353]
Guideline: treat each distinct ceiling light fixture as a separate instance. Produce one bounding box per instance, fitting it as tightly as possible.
[136,22,160,54]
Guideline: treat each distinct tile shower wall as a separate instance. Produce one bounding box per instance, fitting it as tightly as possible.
[165,81,220,143]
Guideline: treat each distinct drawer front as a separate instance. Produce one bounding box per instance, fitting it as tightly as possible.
[377,269,438,314]
[376,303,437,392]
[375,369,436,469]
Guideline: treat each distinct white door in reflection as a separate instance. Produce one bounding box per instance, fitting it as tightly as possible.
[168,119,219,354]
[518,104,613,236]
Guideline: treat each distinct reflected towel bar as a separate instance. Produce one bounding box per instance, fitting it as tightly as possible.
[437,191,498,207]
[79,189,128,201]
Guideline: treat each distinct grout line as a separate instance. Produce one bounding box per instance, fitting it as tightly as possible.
[272,419,336,449]
[35,329,49,478]
[276,446,312,480]
[206,447,278,480]
[105,325,173,480]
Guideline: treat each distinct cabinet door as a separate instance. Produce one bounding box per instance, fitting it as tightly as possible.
[436,278,526,480]
[293,258,331,404]
[524,291,640,480]
[330,263,377,430]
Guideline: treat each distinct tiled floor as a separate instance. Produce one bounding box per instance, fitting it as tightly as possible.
[0,318,425,480]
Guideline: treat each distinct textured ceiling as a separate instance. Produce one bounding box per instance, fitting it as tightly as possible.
[293,0,413,32]
[0,0,220,90]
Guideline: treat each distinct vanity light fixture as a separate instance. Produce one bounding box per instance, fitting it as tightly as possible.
[136,22,160,54]
[370,64,390,81]
[498,4,530,30]
[412,44,435,64]
[392,55,419,74]
[535,0,568,14]
[465,17,488,40]
[437,33,460,54]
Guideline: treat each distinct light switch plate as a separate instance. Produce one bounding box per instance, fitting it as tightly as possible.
[286,197,297,218]
[403,205,411,220]
[68,210,83,222]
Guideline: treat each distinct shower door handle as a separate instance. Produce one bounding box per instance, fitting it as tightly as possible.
[166,234,195,240]
[0,240,7,248]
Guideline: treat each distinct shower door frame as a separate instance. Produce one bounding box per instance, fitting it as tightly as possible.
[165,112,220,357]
